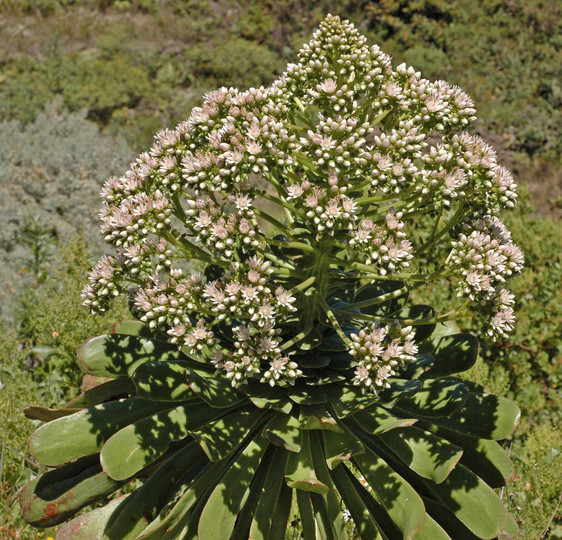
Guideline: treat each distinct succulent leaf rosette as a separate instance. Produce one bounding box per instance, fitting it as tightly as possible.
[21,16,523,540]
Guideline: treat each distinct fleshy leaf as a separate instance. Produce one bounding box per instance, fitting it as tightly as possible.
[425,462,507,539]
[238,379,293,413]
[109,321,167,340]
[19,454,123,527]
[186,365,245,408]
[353,280,408,317]
[262,412,303,452]
[285,431,329,494]
[30,398,176,466]
[394,378,469,418]
[428,392,520,440]
[57,495,129,540]
[247,448,290,540]
[197,437,269,539]
[354,446,426,539]
[66,378,136,408]
[132,360,196,401]
[378,378,423,406]
[326,385,380,418]
[102,443,207,540]
[353,405,418,434]
[101,401,221,480]
[428,425,514,488]
[229,447,274,540]
[77,334,182,378]
[299,404,343,432]
[288,385,327,405]
[322,428,365,469]
[396,304,437,341]
[191,407,269,461]
[420,334,479,379]
[24,406,81,422]
[377,425,463,483]
[329,462,382,539]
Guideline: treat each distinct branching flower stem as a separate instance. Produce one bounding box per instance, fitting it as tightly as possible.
[337,283,421,312]
[415,202,467,256]
[334,299,472,326]
[318,296,352,346]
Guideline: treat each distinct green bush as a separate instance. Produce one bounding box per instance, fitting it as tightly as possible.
[509,421,562,538]
[480,192,562,430]
[0,323,58,540]
[186,38,284,89]
[0,101,133,317]
[18,234,130,397]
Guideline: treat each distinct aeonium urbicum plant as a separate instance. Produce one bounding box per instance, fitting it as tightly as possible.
[21,15,522,540]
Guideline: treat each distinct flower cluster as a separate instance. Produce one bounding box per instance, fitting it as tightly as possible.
[450,216,523,339]
[84,15,522,390]
[350,323,418,389]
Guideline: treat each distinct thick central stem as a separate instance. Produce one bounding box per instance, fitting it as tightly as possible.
[301,238,332,335]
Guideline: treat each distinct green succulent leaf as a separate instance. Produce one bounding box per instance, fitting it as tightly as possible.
[378,378,423,406]
[428,392,520,440]
[353,404,418,434]
[132,360,196,402]
[422,496,481,539]
[326,384,380,418]
[23,406,82,422]
[322,427,365,469]
[424,462,507,539]
[297,352,332,368]
[29,398,177,466]
[306,370,347,385]
[56,495,129,540]
[296,489,317,539]
[329,462,383,539]
[186,365,245,408]
[308,434,347,539]
[412,512,451,539]
[197,437,269,539]
[398,353,435,379]
[377,425,463,483]
[262,412,303,452]
[100,401,222,480]
[354,446,426,539]
[102,443,208,540]
[238,379,293,413]
[397,304,437,341]
[343,463,403,538]
[77,334,182,378]
[309,488,347,539]
[429,320,461,340]
[288,385,327,405]
[502,512,520,539]
[109,320,168,340]
[247,448,291,540]
[66,378,137,408]
[353,280,408,317]
[318,332,349,352]
[285,430,329,494]
[229,445,289,540]
[420,334,479,379]
[428,426,514,488]
[299,404,343,432]
[191,407,269,461]
[394,379,469,418]
[137,459,226,540]
[19,454,124,527]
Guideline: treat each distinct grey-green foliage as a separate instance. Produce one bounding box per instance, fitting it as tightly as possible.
[509,421,562,539]
[0,100,133,317]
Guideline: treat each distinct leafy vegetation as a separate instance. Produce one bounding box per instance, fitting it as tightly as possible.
[0,2,559,538]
